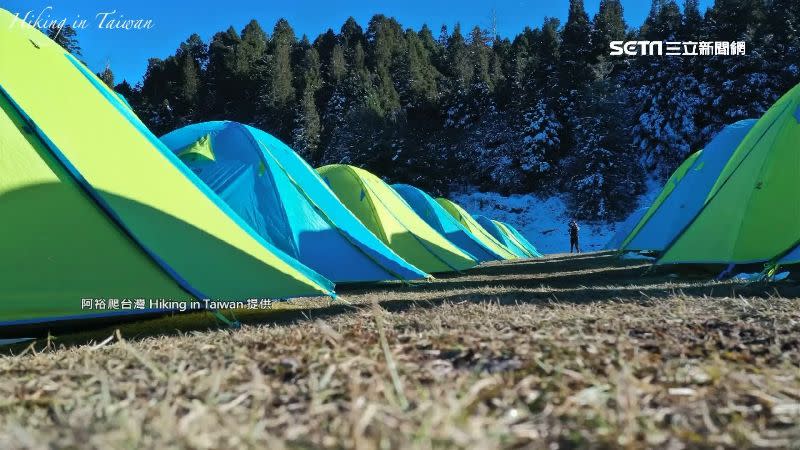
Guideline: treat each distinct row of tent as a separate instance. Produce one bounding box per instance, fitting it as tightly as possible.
[606,81,800,270]
[0,10,541,331]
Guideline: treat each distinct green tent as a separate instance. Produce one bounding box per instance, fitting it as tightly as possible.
[659,83,800,265]
[620,119,756,252]
[317,165,477,273]
[435,198,518,260]
[493,220,543,258]
[620,151,702,250]
[0,10,333,329]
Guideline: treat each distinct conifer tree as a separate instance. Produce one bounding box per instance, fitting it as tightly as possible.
[560,0,594,90]
[125,8,800,221]
[47,24,81,56]
[293,48,323,162]
[261,19,297,140]
[592,0,626,68]
[97,65,115,88]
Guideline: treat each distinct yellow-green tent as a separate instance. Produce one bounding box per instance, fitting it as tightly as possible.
[0,9,333,330]
[435,198,518,260]
[317,165,477,273]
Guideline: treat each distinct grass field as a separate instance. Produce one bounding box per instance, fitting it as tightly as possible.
[2,252,799,449]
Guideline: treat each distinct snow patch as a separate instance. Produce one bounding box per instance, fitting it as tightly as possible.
[451,191,614,254]
[451,179,663,255]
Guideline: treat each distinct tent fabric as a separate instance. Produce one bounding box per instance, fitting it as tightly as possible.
[658,83,800,265]
[620,154,701,249]
[392,184,502,262]
[474,216,531,258]
[161,122,427,283]
[435,198,518,260]
[604,207,649,250]
[317,165,477,273]
[0,11,333,328]
[621,119,757,252]
[494,221,543,258]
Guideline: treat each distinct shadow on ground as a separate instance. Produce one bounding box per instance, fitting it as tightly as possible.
[6,251,798,353]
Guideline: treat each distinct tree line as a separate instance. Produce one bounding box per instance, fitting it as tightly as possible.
[76,0,800,220]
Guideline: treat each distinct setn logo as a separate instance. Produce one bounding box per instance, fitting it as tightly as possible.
[610,40,746,56]
[609,41,663,56]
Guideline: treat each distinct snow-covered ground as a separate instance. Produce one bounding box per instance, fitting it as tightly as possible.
[451,179,663,255]
[452,192,612,254]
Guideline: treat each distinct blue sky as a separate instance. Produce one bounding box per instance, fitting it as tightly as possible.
[4,0,713,84]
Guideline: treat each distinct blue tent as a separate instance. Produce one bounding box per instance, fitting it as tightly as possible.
[474,215,533,258]
[392,184,502,262]
[497,221,543,257]
[161,122,428,283]
[604,207,649,250]
[622,119,757,252]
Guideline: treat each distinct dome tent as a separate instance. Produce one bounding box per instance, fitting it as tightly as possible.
[659,84,800,265]
[0,10,333,331]
[435,198,518,260]
[317,165,477,273]
[604,207,649,250]
[487,219,542,258]
[498,221,543,257]
[621,119,757,252]
[161,122,427,283]
[392,184,503,262]
[475,216,533,258]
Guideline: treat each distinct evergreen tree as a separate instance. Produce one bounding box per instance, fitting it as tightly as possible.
[114,80,135,100]
[631,0,704,175]
[292,48,323,162]
[206,27,243,118]
[443,24,475,128]
[560,0,594,90]
[47,24,81,56]
[641,0,682,40]
[538,18,561,92]
[233,20,268,120]
[400,30,439,107]
[519,98,562,183]
[682,0,703,36]
[366,15,403,115]
[260,19,297,140]
[592,0,626,72]
[569,79,643,220]
[97,65,115,88]
[124,9,799,223]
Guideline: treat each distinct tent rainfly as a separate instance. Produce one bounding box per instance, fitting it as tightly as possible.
[0,10,333,331]
[161,122,427,283]
[435,198,518,260]
[318,165,477,273]
[658,84,800,265]
[392,184,502,262]
[621,119,756,252]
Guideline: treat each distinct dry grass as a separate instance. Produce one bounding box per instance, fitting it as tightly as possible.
[1,252,799,449]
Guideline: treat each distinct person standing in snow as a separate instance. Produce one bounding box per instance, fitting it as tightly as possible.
[569,220,581,253]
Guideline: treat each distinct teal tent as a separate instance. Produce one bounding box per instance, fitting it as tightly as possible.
[496,221,542,257]
[475,216,539,258]
[161,122,427,283]
[392,184,503,262]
